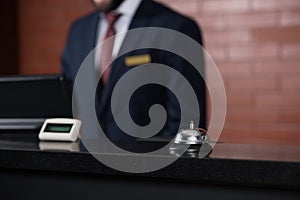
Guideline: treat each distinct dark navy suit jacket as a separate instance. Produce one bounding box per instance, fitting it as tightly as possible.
[61,0,206,142]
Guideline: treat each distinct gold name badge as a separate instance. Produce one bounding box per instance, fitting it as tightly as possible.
[125,54,151,67]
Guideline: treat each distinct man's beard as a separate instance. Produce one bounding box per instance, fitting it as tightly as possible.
[92,0,124,12]
[109,0,124,11]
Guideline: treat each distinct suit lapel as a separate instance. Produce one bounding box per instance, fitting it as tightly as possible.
[98,0,155,115]
[119,0,154,55]
[86,12,100,52]
[110,0,154,82]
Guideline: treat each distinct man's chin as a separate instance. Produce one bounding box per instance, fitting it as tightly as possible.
[90,1,110,12]
[90,0,124,13]
[93,5,110,12]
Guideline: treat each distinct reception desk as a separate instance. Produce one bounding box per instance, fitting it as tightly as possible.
[0,132,299,200]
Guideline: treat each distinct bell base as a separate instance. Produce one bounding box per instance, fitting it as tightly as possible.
[169,142,212,158]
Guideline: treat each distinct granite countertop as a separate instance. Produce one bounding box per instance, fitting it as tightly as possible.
[0,132,299,190]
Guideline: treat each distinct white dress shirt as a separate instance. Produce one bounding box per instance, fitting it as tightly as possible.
[95,0,142,69]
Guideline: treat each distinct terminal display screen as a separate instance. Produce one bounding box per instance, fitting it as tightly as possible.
[44,123,73,133]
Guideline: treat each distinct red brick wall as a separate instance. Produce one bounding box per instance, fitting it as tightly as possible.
[18,0,93,74]
[18,0,300,145]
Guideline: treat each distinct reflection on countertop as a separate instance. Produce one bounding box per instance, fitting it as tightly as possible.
[0,132,299,190]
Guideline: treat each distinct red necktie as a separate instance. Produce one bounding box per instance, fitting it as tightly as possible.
[100,12,121,84]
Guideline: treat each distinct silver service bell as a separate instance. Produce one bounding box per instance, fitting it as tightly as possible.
[174,121,207,145]
[169,121,210,157]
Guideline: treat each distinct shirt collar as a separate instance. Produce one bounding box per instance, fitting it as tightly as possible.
[114,0,142,17]
[99,0,142,20]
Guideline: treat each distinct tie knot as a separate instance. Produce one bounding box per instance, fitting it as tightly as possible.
[106,12,121,26]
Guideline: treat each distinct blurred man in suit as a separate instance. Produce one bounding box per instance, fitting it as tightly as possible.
[61,0,206,143]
